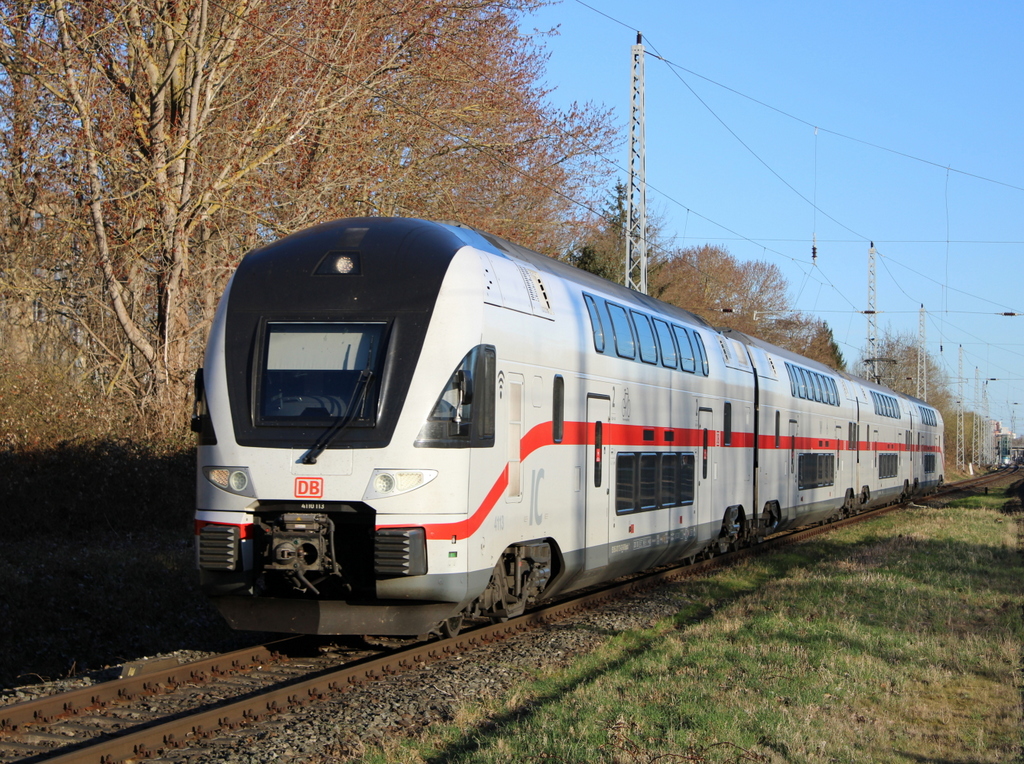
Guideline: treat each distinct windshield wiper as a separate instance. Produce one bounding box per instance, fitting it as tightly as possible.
[300,369,375,465]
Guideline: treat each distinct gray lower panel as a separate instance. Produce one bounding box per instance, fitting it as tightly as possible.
[213,596,462,636]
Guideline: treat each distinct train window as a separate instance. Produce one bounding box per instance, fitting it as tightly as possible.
[616,453,636,512]
[918,406,938,427]
[923,453,936,473]
[583,294,606,353]
[639,454,658,509]
[415,345,496,448]
[783,362,839,407]
[871,391,902,419]
[606,302,636,359]
[258,321,386,425]
[652,318,678,369]
[631,311,659,364]
[678,453,696,504]
[798,453,835,490]
[594,420,604,487]
[879,453,899,479]
[848,422,858,451]
[797,368,810,399]
[660,453,678,503]
[673,326,696,373]
[723,402,732,446]
[775,411,781,448]
[552,375,564,443]
[693,331,710,375]
[615,451,696,514]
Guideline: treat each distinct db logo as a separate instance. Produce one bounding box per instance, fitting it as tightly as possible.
[294,477,324,498]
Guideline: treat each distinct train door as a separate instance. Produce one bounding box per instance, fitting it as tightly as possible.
[786,417,799,523]
[697,407,714,538]
[585,394,611,570]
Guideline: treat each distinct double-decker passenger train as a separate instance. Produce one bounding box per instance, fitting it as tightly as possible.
[193,217,944,637]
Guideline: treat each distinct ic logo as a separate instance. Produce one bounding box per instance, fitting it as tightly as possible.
[294,477,324,499]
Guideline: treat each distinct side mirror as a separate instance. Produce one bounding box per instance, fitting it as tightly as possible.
[455,369,474,407]
[191,368,205,434]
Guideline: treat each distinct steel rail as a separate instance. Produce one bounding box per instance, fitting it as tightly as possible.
[0,643,283,732]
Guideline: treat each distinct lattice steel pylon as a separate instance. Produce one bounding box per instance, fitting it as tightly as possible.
[982,380,990,465]
[626,33,647,295]
[973,366,981,466]
[864,243,878,382]
[956,346,965,470]
[917,304,927,401]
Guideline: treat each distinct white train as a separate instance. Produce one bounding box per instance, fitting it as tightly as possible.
[193,217,944,636]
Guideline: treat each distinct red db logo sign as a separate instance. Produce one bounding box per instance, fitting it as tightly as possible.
[294,477,324,499]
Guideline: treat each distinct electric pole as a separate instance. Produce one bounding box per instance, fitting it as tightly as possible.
[626,32,647,294]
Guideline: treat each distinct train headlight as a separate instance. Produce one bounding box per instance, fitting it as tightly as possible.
[229,470,249,492]
[203,466,257,498]
[364,469,438,499]
[374,473,396,494]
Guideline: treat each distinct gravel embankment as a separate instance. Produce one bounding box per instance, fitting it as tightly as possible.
[156,587,688,763]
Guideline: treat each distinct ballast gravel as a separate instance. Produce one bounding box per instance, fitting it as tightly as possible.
[152,587,688,763]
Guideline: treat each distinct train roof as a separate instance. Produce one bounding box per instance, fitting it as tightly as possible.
[722,328,939,411]
[438,220,713,331]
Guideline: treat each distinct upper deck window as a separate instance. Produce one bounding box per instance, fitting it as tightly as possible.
[871,391,902,419]
[606,302,636,359]
[580,291,709,377]
[784,362,840,407]
[652,318,678,369]
[631,310,659,364]
[583,294,606,353]
[918,405,938,427]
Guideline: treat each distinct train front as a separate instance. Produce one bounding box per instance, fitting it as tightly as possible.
[193,218,488,636]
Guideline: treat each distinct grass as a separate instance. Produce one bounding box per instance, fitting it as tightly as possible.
[354,490,1023,764]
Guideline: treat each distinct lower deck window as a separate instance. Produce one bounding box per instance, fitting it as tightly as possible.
[798,453,835,490]
[879,453,899,479]
[617,452,695,514]
[923,453,936,474]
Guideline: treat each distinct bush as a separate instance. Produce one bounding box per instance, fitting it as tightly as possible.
[0,361,195,538]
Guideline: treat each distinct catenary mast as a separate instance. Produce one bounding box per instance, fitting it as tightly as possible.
[626,33,647,294]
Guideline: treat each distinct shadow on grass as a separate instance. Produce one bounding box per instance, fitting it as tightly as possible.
[422,630,665,764]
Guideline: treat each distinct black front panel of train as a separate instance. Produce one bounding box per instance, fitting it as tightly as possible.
[223,219,464,448]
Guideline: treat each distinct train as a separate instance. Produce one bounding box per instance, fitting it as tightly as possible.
[193,216,944,637]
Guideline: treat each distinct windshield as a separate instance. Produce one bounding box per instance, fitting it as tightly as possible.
[258,322,385,424]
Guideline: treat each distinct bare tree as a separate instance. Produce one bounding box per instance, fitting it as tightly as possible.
[0,0,616,431]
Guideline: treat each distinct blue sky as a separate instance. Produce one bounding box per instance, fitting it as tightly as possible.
[523,0,1024,429]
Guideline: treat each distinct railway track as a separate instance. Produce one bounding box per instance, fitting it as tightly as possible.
[1,468,1014,764]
